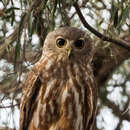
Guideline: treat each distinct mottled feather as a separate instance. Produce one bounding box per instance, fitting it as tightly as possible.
[20,27,97,130]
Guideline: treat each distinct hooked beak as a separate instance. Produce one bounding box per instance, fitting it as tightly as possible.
[66,46,72,59]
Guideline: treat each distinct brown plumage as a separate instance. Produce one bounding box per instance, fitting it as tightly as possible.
[20,27,97,130]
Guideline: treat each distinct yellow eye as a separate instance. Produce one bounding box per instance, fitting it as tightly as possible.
[56,38,67,48]
[74,39,84,49]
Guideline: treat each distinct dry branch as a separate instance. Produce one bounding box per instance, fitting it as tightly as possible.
[0,103,19,109]
[73,2,130,51]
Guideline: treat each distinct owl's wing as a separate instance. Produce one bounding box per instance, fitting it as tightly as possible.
[84,72,97,130]
[20,65,42,130]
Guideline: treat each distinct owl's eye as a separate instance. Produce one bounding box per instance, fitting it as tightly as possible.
[74,39,84,49]
[56,38,67,48]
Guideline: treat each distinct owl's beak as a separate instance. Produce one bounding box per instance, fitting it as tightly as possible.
[66,46,72,58]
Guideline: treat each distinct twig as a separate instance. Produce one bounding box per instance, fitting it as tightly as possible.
[73,2,130,51]
[0,103,19,109]
[0,0,45,57]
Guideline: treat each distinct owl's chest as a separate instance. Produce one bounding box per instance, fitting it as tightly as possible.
[33,64,88,130]
[41,62,88,104]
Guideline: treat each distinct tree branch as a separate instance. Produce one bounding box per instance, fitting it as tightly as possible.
[99,90,130,121]
[105,99,130,121]
[73,2,130,51]
[0,0,45,57]
[0,103,19,109]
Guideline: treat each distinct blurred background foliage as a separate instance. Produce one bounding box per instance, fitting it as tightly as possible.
[0,0,130,130]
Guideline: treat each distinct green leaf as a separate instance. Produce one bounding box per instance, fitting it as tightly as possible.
[49,0,57,31]
[42,0,48,10]
[28,11,33,38]
[20,0,23,9]
[111,1,116,19]
[11,0,14,5]
[114,9,118,27]
[14,13,26,66]
[14,41,21,66]
[53,0,57,16]
[118,6,130,28]
[11,11,15,26]
[128,25,130,33]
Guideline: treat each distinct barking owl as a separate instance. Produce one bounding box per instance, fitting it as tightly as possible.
[20,27,97,130]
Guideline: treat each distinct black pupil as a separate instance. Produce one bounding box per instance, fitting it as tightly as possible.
[57,38,65,47]
[74,40,84,48]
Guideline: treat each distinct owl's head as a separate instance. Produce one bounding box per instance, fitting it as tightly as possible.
[43,27,93,62]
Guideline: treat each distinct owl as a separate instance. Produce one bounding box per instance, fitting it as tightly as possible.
[20,27,97,130]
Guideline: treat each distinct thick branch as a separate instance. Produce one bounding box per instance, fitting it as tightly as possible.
[73,2,130,51]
